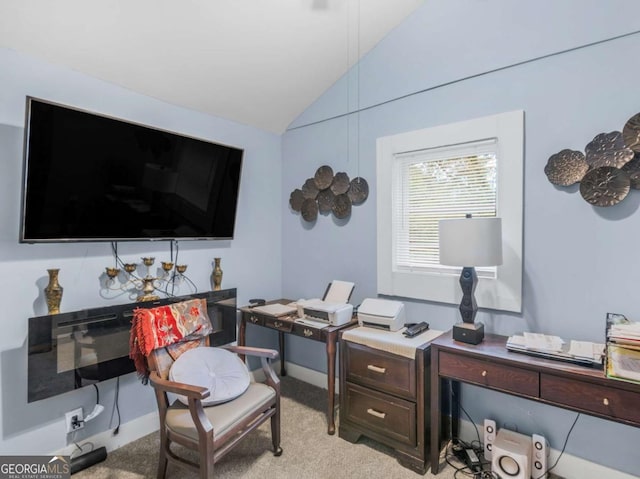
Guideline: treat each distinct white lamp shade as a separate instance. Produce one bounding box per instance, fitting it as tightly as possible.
[439,217,503,267]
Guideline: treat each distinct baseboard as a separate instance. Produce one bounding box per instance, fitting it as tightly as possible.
[55,411,159,457]
[458,418,637,479]
[251,360,339,393]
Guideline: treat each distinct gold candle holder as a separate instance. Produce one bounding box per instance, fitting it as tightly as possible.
[176,264,188,274]
[161,261,174,272]
[142,257,155,267]
[105,267,120,279]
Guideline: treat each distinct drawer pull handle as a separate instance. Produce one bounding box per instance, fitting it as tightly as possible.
[482,370,487,377]
[366,408,386,419]
[367,365,386,374]
[250,316,259,323]
[603,398,609,406]
[303,328,313,337]
[274,321,283,328]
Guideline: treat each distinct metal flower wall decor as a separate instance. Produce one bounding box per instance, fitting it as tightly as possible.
[289,165,368,222]
[544,112,640,206]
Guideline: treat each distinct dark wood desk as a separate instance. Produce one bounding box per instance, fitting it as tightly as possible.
[238,299,357,435]
[430,331,640,474]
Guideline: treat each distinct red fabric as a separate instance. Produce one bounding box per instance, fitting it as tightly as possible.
[129,298,212,381]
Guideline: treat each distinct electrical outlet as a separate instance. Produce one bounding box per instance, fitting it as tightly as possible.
[65,408,84,433]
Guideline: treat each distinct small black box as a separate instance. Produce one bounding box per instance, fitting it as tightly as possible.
[453,322,484,345]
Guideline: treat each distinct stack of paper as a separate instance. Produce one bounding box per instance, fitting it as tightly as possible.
[251,303,298,317]
[506,333,604,366]
[606,317,640,384]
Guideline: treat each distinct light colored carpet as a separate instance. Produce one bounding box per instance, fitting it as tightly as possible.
[73,376,459,478]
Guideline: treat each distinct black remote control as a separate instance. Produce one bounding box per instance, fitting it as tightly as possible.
[403,321,430,337]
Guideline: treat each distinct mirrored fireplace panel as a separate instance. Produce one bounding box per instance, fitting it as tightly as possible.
[28,288,237,402]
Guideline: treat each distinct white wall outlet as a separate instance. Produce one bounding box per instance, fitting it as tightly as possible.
[65,408,84,433]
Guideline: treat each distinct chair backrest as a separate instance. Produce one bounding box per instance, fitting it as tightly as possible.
[146,336,210,380]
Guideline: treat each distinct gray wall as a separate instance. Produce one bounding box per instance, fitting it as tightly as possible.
[0,48,283,454]
[282,0,640,475]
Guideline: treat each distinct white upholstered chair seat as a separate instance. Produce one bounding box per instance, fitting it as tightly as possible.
[165,383,276,441]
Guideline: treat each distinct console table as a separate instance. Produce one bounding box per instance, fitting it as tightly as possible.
[238,299,357,435]
[429,331,640,474]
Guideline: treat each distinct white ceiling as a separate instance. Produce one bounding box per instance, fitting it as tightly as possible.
[0,0,424,133]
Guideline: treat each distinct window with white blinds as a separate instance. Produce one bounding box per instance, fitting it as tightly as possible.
[392,139,498,278]
[376,111,523,313]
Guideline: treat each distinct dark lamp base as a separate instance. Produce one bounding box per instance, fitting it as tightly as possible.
[453,322,484,345]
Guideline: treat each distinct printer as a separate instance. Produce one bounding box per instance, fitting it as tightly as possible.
[296,280,356,327]
[357,298,406,331]
[299,299,354,326]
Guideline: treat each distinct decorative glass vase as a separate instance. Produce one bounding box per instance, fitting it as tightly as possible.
[212,258,223,291]
[44,268,63,314]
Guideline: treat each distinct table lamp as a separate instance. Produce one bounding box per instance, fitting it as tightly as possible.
[439,214,503,344]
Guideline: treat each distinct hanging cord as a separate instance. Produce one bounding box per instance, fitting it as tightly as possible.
[356,0,361,179]
[533,413,580,479]
[170,240,176,296]
[450,383,483,447]
[108,376,121,436]
[110,241,143,281]
[154,240,197,297]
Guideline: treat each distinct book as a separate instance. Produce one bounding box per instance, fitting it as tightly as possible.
[604,314,640,384]
[606,344,640,384]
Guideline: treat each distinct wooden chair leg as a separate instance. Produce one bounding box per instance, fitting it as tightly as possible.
[157,434,169,479]
[271,407,283,456]
[199,434,215,479]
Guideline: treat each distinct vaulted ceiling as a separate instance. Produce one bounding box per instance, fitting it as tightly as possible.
[0,0,424,133]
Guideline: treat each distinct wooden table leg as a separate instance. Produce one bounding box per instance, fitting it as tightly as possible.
[326,331,337,435]
[451,379,460,441]
[430,348,441,474]
[279,331,287,377]
[238,316,247,363]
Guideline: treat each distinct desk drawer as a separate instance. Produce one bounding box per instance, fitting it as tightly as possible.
[345,341,415,399]
[343,382,416,447]
[541,375,640,425]
[439,351,539,397]
[246,314,264,326]
[292,323,322,341]
[264,317,294,332]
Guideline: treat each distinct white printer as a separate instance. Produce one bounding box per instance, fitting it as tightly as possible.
[357,298,406,331]
[299,299,354,326]
[296,280,356,327]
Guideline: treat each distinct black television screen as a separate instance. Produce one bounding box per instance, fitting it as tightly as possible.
[20,97,243,242]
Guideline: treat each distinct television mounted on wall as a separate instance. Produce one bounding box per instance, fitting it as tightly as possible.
[20,97,243,243]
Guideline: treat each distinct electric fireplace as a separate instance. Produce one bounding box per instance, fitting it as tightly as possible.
[28,289,237,402]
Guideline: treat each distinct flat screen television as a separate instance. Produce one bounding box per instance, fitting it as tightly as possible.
[20,97,243,243]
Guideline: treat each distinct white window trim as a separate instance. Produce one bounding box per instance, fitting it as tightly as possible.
[376,110,523,313]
